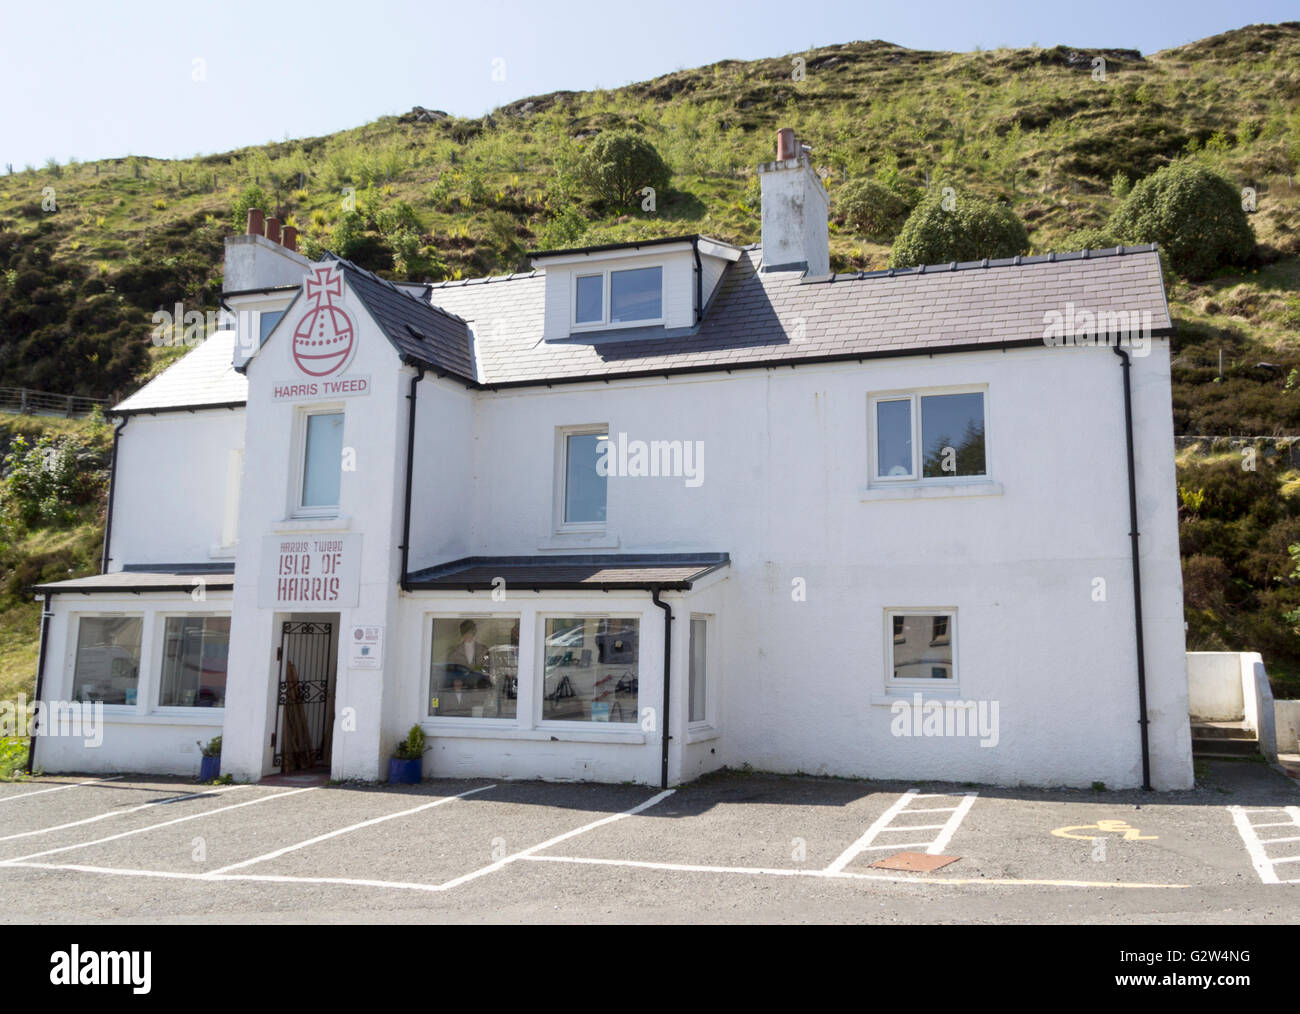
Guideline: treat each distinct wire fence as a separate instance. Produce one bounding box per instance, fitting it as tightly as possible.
[0,387,108,419]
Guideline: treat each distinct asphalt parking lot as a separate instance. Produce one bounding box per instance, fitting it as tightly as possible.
[1,760,1298,923]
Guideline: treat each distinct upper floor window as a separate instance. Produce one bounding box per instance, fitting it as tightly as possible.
[572,267,663,329]
[258,309,285,347]
[870,389,986,483]
[299,409,344,512]
[557,425,608,529]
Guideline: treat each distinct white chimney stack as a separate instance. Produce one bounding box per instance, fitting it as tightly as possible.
[757,127,830,276]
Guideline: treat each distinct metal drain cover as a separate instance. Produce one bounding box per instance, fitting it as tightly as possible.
[869,851,961,872]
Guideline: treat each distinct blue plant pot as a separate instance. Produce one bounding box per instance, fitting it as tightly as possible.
[389,757,422,784]
[199,755,220,781]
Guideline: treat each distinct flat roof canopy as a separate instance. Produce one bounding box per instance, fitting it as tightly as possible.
[405,553,730,592]
[34,565,234,595]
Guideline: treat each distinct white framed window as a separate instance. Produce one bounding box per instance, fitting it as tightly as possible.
[258,309,285,346]
[293,406,344,516]
[70,615,144,706]
[554,424,609,531]
[688,614,713,726]
[886,609,957,684]
[571,266,663,330]
[869,387,987,484]
[538,615,640,725]
[157,615,230,708]
[426,615,521,721]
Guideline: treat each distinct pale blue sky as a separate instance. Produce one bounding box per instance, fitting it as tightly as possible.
[1,0,1294,168]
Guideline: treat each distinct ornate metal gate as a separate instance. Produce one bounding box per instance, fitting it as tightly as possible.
[273,621,335,773]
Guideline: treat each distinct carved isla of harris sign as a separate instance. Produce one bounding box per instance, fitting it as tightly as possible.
[257,533,362,608]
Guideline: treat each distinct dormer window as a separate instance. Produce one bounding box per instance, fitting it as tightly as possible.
[572,266,663,330]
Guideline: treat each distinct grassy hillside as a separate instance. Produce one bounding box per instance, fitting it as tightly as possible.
[0,22,1298,726]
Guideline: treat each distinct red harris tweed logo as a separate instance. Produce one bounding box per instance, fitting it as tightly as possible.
[292,266,355,377]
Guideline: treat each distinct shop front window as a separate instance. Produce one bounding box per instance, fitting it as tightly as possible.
[542,617,639,724]
[428,617,520,719]
[160,616,230,707]
[71,616,142,705]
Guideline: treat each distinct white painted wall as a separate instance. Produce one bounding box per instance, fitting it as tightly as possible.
[34,592,230,775]
[1187,652,1247,720]
[759,156,829,275]
[1275,700,1300,754]
[108,409,246,569]
[221,282,411,784]
[457,340,1190,789]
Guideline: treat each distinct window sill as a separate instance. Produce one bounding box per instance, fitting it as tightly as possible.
[272,515,351,533]
[686,724,720,744]
[871,690,963,707]
[538,532,620,551]
[860,480,1002,502]
[91,710,226,725]
[421,722,646,745]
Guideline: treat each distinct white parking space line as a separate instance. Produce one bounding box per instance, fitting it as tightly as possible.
[0,785,248,843]
[3,861,450,894]
[0,776,122,802]
[1228,805,1300,884]
[520,854,1189,889]
[0,786,318,865]
[434,788,676,891]
[0,788,679,896]
[826,789,977,873]
[205,784,495,875]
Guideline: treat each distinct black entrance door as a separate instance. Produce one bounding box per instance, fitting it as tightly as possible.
[274,620,335,773]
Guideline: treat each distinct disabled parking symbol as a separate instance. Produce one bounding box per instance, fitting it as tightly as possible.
[1051,818,1157,841]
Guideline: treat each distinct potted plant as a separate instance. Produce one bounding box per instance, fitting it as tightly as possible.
[197,735,222,782]
[389,724,428,784]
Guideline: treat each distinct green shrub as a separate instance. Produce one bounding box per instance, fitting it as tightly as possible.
[577,131,671,210]
[375,201,422,238]
[537,205,589,250]
[889,190,1029,267]
[231,184,270,233]
[1,436,92,529]
[1061,227,1123,251]
[393,724,428,760]
[1108,161,1254,279]
[836,178,911,240]
[330,210,366,258]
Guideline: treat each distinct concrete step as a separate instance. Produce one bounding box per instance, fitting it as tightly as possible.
[1190,720,1256,740]
[1192,736,1260,759]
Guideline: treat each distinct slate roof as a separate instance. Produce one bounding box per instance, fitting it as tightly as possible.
[34,564,235,595]
[424,244,1172,388]
[111,242,1171,412]
[406,553,730,591]
[112,329,248,414]
[326,255,476,381]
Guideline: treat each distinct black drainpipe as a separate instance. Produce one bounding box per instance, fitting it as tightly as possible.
[25,593,53,774]
[1113,345,1152,791]
[690,237,703,325]
[398,366,426,591]
[651,587,672,790]
[100,415,130,573]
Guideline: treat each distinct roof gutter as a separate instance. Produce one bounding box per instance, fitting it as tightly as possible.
[1113,345,1153,791]
[691,236,703,326]
[25,593,52,775]
[399,366,426,591]
[651,587,673,791]
[100,415,130,573]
